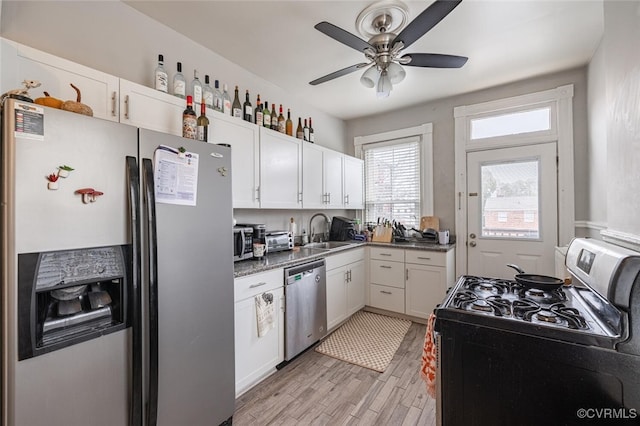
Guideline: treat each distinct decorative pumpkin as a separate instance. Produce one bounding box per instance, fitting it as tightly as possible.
[61,83,93,116]
[34,91,63,109]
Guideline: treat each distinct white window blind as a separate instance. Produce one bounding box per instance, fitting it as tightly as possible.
[363,138,421,228]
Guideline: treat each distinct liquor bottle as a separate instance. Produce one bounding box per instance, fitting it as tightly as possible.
[308,117,315,143]
[277,105,286,133]
[263,101,271,128]
[296,117,304,139]
[182,95,197,139]
[303,118,310,141]
[202,75,214,108]
[243,89,253,122]
[270,103,278,130]
[254,95,263,126]
[213,80,223,112]
[222,84,232,115]
[154,54,168,93]
[285,108,293,136]
[232,86,242,118]
[191,70,203,105]
[173,62,186,99]
[197,101,209,142]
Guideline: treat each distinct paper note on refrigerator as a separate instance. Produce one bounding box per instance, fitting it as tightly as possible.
[154,147,199,206]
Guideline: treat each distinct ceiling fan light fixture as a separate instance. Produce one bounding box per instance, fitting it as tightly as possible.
[387,62,406,84]
[360,65,379,88]
[376,70,392,98]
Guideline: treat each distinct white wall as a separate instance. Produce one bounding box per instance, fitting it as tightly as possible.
[0,0,347,152]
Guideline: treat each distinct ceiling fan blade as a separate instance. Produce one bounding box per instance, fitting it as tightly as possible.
[393,0,463,50]
[403,53,468,68]
[309,63,369,86]
[315,21,373,52]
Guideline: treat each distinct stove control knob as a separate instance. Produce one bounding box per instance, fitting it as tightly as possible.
[469,241,477,247]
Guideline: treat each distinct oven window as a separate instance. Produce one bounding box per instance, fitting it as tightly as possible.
[480,159,540,239]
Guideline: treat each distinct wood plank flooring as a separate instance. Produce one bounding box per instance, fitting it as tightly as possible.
[234,322,436,425]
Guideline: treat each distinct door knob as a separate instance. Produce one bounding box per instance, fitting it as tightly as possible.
[469,241,477,247]
[469,233,476,239]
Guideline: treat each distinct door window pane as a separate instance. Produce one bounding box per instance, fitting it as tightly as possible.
[471,107,551,140]
[481,160,539,239]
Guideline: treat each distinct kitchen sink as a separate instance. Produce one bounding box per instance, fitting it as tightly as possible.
[304,241,357,250]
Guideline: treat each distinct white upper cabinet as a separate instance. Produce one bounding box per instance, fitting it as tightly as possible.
[302,143,325,209]
[2,39,119,122]
[343,155,364,210]
[210,113,260,208]
[259,128,302,209]
[323,148,344,208]
[119,79,184,136]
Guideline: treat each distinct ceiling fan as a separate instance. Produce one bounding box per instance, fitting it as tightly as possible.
[309,0,468,98]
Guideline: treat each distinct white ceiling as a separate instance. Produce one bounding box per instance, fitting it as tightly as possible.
[125,0,603,121]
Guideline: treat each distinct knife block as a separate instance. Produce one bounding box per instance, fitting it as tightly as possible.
[372,226,393,243]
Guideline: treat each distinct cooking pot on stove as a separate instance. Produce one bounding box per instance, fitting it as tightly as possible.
[506,264,564,290]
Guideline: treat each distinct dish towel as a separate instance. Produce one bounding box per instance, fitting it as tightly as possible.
[420,312,437,399]
[255,292,275,338]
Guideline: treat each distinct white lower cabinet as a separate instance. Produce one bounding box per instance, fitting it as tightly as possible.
[405,264,447,318]
[325,248,366,330]
[234,268,284,397]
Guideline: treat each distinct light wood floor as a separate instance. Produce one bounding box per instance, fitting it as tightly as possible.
[234,322,436,425]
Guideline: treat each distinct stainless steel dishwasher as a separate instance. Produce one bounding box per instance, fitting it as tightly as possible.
[284,259,327,361]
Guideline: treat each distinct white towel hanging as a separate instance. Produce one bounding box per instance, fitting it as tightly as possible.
[255,292,276,337]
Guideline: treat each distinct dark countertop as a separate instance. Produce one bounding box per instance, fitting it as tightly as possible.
[234,240,455,278]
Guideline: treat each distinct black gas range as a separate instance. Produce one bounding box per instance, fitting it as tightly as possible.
[435,238,640,425]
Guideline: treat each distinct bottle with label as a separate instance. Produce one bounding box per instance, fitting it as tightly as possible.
[270,103,278,130]
[197,101,209,142]
[243,90,253,122]
[254,95,263,126]
[309,117,315,143]
[173,62,186,99]
[289,217,297,237]
[182,95,197,139]
[191,70,203,105]
[277,105,286,133]
[286,109,293,136]
[222,84,232,115]
[303,118,310,141]
[154,54,168,93]
[296,117,303,139]
[202,75,214,108]
[263,101,271,128]
[213,80,223,112]
[232,86,243,118]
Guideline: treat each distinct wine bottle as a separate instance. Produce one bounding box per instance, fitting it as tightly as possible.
[286,108,293,136]
[191,70,203,105]
[173,62,186,99]
[183,95,197,139]
[154,54,168,93]
[197,101,209,142]
[213,80,223,112]
[270,103,278,130]
[232,86,242,118]
[222,84,232,115]
[203,75,214,108]
[263,101,271,128]
[303,118,310,141]
[254,95,263,126]
[296,117,304,139]
[277,104,286,133]
[308,117,315,143]
[243,89,253,122]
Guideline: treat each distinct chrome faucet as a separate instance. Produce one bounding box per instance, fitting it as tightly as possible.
[309,213,331,242]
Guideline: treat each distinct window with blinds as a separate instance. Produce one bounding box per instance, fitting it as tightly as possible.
[363,138,421,228]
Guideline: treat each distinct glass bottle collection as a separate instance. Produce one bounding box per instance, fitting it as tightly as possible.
[159,54,316,142]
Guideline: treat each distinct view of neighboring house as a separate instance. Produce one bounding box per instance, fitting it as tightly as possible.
[483,196,539,238]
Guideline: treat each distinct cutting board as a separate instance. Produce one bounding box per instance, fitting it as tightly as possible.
[420,216,440,231]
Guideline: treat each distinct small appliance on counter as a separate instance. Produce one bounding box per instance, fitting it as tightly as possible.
[329,216,357,241]
[237,223,266,245]
[233,226,254,262]
[265,231,294,253]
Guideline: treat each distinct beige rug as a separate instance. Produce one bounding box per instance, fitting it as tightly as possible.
[315,311,412,372]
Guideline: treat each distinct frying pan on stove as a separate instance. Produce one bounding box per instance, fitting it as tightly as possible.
[506,264,564,290]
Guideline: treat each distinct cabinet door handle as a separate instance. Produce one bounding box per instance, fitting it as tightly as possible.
[345,194,349,205]
[249,282,267,288]
[298,192,302,203]
[379,253,392,257]
[328,193,331,204]
[380,290,392,295]
[347,270,352,282]
[124,94,130,119]
[406,269,409,281]
[255,186,260,201]
[111,91,117,117]
[417,257,431,260]
[379,265,392,269]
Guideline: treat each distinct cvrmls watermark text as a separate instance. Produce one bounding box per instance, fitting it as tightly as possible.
[576,408,637,420]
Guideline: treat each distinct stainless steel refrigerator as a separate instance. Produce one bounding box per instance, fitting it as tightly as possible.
[1,97,235,426]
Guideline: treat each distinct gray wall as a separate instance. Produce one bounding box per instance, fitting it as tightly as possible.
[346,67,590,233]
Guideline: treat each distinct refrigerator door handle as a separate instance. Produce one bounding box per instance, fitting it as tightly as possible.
[126,155,143,426]
[142,158,159,426]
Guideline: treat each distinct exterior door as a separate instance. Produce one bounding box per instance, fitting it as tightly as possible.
[466,143,557,278]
